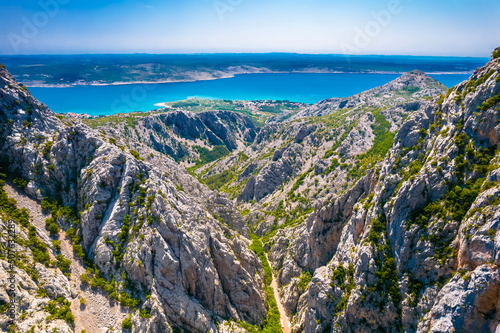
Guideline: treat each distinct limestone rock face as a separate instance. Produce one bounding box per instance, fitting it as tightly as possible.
[0,64,266,333]
[294,125,315,143]
[108,109,258,161]
[238,142,303,202]
[294,70,448,119]
[266,170,376,323]
[2,52,500,333]
[314,159,329,175]
[276,57,500,332]
[420,265,500,333]
[0,220,74,333]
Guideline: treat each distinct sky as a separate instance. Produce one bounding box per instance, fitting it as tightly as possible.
[0,0,499,56]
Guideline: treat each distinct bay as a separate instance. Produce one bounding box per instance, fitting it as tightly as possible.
[28,72,471,116]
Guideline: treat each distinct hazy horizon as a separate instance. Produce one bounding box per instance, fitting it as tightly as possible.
[0,52,493,58]
[1,0,499,57]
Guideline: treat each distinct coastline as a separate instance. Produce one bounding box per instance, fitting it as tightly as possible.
[24,70,474,88]
[25,75,235,88]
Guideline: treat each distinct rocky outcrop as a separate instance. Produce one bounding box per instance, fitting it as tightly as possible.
[0,257,74,333]
[280,55,500,332]
[237,142,303,202]
[0,64,267,332]
[100,109,258,161]
[266,170,376,327]
[205,70,448,234]
[294,70,447,119]
[2,50,499,333]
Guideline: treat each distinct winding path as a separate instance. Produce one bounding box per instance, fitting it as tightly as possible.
[4,183,129,332]
[266,253,291,333]
[6,182,293,332]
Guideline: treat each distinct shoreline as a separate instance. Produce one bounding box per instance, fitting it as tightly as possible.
[24,70,473,88]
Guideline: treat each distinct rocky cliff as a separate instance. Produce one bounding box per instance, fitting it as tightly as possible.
[194,70,448,242]
[293,70,447,119]
[267,51,500,332]
[1,47,500,333]
[0,63,267,332]
[83,108,259,163]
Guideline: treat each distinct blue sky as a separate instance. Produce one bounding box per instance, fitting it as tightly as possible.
[0,0,499,56]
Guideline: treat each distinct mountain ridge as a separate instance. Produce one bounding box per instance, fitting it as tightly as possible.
[293,69,447,119]
[0,63,269,332]
[1,49,500,332]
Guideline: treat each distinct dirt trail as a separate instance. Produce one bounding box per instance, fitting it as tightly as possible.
[4,183,129,332]
[6,182,291,332]
[265,253,291,333]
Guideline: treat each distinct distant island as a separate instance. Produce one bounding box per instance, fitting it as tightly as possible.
[0,53,488,87]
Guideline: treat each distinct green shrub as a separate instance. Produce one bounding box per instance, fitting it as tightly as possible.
[322,158,340,176]
[35,288,47,298]
[478,95,500,111]
[52,240,61,252]
[0,179,31,227]
[47,221,60,235]
[492,47,500,60]
[42,141,53,158]
[80,273,90,284]
[374,256,401,304]
[288,167,313,197]
[332,264,346,286]
[72,244,85,259]
[119,214,131,243]
[347,109,395,181]
[409,160,423,176]
[368,218,386,245]
[401,85,420,94]
[407,274,423,307]
[481,181,498,191]
[41,198,54,211]
[297,271,312,291]
[56,254,72,273]
[204,170,236,190]
[28,226,50,265]
[261,286,281,333]
[139,308,152,318]
[45,297,74,325]
[30,270,39,281]
[238,151,249,161]
[331,263,355,315]
[249,236,273,285]
[13,177,28,189]
[193,145,230,166]
[122,315,133,329]
[129,150,143,160]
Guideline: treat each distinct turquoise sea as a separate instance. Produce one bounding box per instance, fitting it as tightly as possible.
[27,73,471,116]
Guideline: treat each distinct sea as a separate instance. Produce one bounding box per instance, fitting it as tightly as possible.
[24,73,472,116]
[1,54,486,116]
